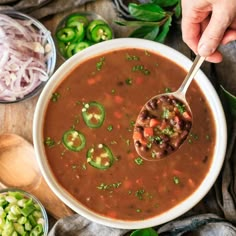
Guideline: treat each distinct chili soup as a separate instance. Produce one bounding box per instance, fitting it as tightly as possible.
[42,47,216,221]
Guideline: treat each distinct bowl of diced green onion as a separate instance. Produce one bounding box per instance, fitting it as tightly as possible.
[0,189,48,236]
[55,11,114,60]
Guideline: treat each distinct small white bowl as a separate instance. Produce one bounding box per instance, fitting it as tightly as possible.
[33,38,227,229]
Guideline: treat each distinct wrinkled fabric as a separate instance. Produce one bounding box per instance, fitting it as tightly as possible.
[48,215,129,236]
[0,0,94,19]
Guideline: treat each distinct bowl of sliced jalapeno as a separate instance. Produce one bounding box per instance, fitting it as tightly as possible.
[55,12,114,60]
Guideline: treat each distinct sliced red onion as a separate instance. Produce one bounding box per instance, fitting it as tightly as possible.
[0,13,53,102]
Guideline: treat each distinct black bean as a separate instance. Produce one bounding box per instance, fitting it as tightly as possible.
[135,126,143,132]
[117,81,124,86]
[159,142,167,149]
[185,121,192,130]
[146,100,157,111]
[139,109,149,121]
[135,140,142,147]
[160,134,169,143]
[180,130,189,140]
[140,145,149,152]
[159,95,168,102]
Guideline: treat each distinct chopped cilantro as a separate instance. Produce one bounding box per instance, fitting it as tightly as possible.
[162,108,170,119]
[134,157,143,165]
[97,182,122,191]
[107,125,113,131]
[176,103,186,114]
[44,137,55,147]
[96,57,105,71]
[125,78,133,85]
[165,87,172,93]
[126,53,140,61]
[173,176,180,184]
[162,127,174,136]
[51,92,60,102]
[135,189,145,200]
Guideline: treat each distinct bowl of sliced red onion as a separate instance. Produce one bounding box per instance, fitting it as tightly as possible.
[0,10,56,103]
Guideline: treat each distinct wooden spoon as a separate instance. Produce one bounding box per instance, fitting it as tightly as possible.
[0,133,74,219]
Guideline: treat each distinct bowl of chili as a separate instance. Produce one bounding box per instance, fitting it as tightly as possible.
[33,38,227,229]
[55,11,114,60]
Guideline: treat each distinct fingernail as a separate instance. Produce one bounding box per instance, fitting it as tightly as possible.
[198,44,215,57]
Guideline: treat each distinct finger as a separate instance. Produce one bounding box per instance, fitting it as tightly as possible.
[181,1,210,54]
[198,7,233,56]
[205,51,223,63]
[221,29,236,45]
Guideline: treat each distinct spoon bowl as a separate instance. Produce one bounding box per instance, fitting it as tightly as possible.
[133,55,205,161]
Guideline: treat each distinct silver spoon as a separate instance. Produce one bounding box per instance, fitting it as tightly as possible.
[133,55,205,161]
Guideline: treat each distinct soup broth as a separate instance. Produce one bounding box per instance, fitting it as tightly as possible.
[43,48,216,221]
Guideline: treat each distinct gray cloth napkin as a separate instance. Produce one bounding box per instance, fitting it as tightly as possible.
[0,0,94,19]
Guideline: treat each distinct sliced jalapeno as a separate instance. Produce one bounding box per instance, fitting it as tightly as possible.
[86,19,109,41]
[82,101,105,128]
[57,41,67,58]
[66,14,89,27]
[66,22,85,43]
[66,43,77,58]
[56,27,76,42]
[90,24,113,42]
[86,144,114,169]
[62,130,86,152]
[74,41,92,52]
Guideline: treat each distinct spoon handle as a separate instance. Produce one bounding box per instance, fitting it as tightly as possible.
[178,55,205,95]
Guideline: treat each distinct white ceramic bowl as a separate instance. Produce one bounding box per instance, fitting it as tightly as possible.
[33,38,227,229]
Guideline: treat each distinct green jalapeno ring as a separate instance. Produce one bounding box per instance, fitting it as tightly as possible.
[66,14,89,27]
[82,101,105,128]
[56,27,76,43]
[62,130,86,152]
[87,144,114,170]
[74,41,93,53]
[86,19,108,41]
[90,24,113,43]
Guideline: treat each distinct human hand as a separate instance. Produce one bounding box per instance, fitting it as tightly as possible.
[181,0,236,63]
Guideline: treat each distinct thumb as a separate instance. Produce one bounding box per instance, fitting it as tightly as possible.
[198,8,230,56]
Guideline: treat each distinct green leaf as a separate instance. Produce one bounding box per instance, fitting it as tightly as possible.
[130,26,159,41]
[151,0,179,7]
[220,85,236,117]
[128,3,166,21]
[174,0,182,18]
[155,16,172,43]
[114,20,161,27]
[130,228,158,236]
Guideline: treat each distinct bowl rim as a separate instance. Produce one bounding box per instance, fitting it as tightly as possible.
[0,187,49,235]
[0,9,56,104]
[33,38,227,229]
